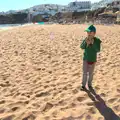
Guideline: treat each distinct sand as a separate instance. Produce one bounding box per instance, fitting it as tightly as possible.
[0,24,120,120]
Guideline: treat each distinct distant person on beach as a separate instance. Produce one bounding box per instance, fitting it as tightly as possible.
[80,25,102,90]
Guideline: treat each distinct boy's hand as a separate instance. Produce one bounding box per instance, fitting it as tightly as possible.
[85,39,92,46]
[86,40,91,45]
[85,36,94,46]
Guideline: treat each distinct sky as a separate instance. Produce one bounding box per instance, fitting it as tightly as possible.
[0,0,100,12]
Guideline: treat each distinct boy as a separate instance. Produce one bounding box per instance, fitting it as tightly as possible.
[80,25,102,90]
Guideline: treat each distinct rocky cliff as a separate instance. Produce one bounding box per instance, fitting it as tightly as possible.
[0,12,27,24]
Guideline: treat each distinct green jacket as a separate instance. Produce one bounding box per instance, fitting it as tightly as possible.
[80,37,102,62]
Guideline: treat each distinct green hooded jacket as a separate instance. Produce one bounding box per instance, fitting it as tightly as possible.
[80,37,102,62]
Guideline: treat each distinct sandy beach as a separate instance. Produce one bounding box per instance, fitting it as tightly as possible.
[0,24,120,120]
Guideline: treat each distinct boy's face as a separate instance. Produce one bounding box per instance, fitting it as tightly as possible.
[87,32,96,38]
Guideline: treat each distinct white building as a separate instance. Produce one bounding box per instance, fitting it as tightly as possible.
[115,11,120,22]
[68,1,91,12]
[111,0,120,9]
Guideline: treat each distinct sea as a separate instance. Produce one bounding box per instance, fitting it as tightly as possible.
[0,24,23,28]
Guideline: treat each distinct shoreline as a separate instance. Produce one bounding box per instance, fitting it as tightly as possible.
[0,23,33,31]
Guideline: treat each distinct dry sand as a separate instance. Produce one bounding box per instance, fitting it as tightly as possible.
[0,24,120,120]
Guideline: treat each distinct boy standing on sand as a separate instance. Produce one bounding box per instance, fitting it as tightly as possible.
[80,25,102,90]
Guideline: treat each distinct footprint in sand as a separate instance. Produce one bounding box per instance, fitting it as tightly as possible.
[22,113,36,120]
[117,89,120,93]
[0,83,9,87]
[48,71,52,74]
[88,107,96,114]
[108,98,118,104]
[100,93,106,97]
[35,91,50,97]
[63,86,68,90]
[11,106,20,112]
[45,80,50,84]
[85,115,91,120]
[7,101,29,112]
[0,108,5,114]
[58,100,66,106]
[77,96,86,102]
[44,116,50,120]
[94,86,100,91]
[72,72,80,77]
[72,89,79,94]
[43,85,49,89]
[41,102,53,112]
[69,102,76,108]
[0,100,5,104]
[117,84,120,88]
[98,117,104,120]
[86,102,94,106]
[52,110,58,117]
[1,115,15,120]
[113,105,120,111]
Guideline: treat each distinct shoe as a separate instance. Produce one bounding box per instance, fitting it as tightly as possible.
[88,85,93,89]
[80,86,86,90]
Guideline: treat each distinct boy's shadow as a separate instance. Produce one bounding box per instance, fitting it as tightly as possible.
[84,88,120,120]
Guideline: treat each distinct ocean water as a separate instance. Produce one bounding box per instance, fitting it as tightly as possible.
[0,24,24,28]
[0,23,46,28]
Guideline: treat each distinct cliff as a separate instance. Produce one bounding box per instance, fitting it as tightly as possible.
[0,12,27,24]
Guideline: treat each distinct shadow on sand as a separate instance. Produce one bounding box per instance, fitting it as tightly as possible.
[84,87,120,120]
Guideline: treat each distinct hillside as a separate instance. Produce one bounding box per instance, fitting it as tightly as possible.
[92,0,113,10]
